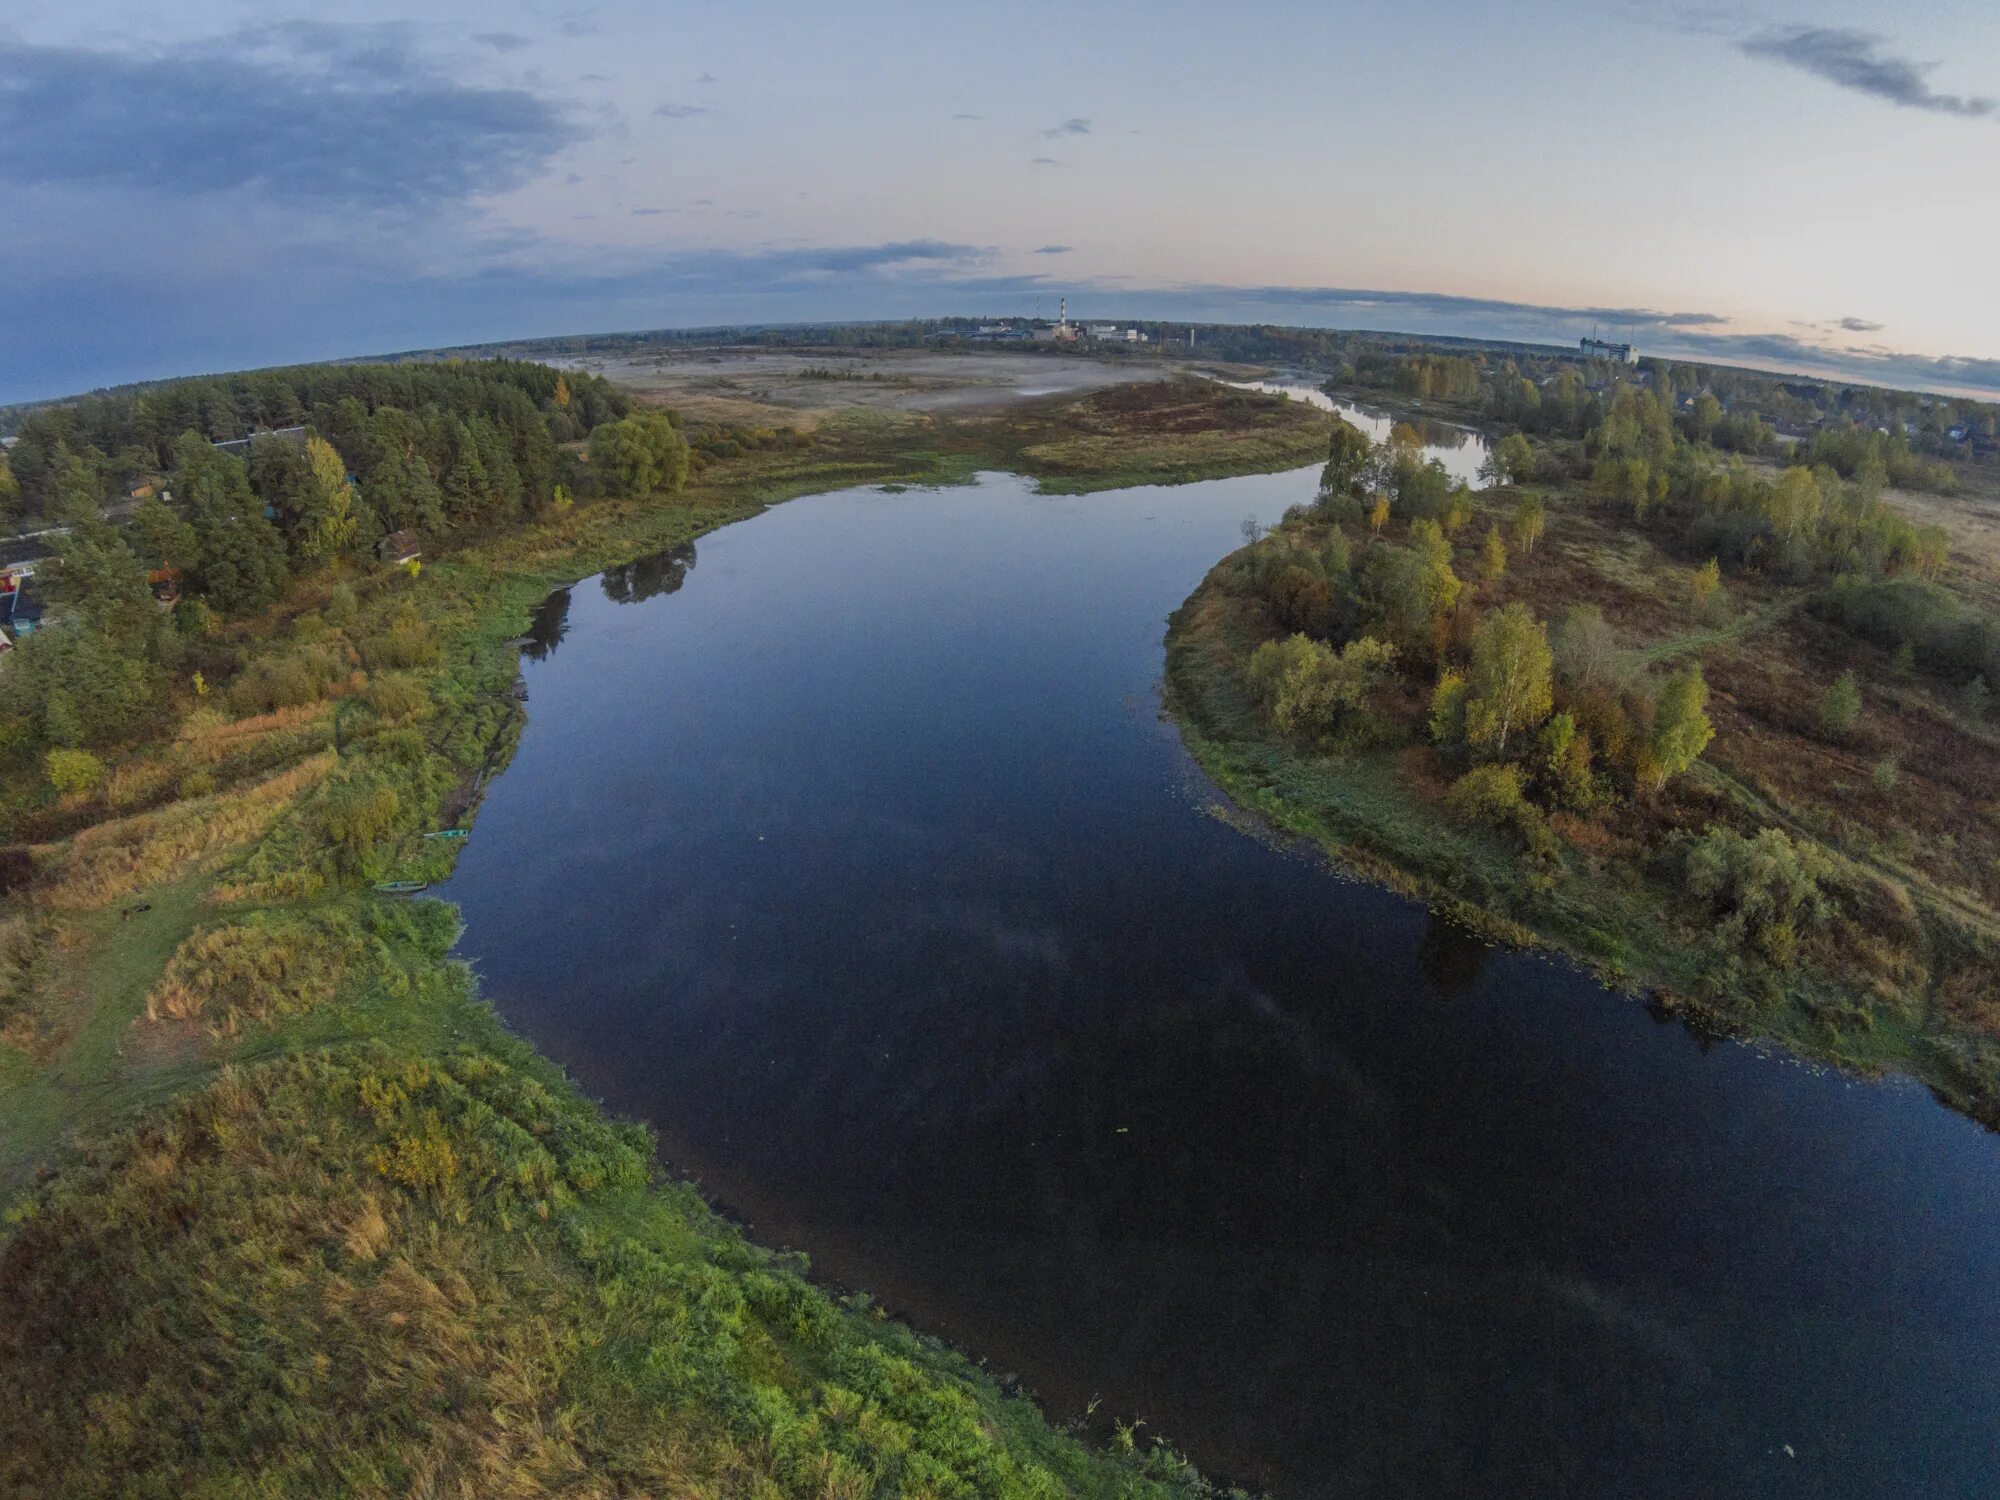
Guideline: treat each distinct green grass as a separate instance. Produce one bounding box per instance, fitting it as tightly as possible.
[0,877,209,1195]
[0,394,1294,1499]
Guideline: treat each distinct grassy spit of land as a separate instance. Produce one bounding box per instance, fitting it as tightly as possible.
[1166,386,2000,1129]
[0,370,1325,1498]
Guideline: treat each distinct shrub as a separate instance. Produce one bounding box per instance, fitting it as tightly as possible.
[356,607,441,672]
[1819,670,1863,741]
[319,776,404,877]
[1684,825,1838,966]
[1447,762,1530,828]
[1249,633,1397,746]
[1871,754,1900,793]
[1447,763,1563,863]
[1268,564,1331,635]
[360,672,433,727]
[45,747,108,797]
[225,643,353,716]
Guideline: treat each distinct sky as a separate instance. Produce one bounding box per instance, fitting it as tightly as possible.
[2,0,1998,404]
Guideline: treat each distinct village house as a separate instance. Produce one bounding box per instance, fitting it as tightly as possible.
[377,530,422,567]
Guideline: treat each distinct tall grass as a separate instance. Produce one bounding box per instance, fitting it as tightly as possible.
[0,1040,1214,1499]
[46,753,336,908]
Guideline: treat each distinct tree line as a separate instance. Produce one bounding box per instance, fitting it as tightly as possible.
[1,360,628,526]
[0,362,713,781]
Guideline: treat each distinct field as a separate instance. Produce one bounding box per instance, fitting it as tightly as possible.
[0,363,1317,1498]
[520,346,1185,426]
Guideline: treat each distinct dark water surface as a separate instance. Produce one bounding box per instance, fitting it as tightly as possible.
[446,469,2000,1498]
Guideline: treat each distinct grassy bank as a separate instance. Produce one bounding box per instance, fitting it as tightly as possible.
[1164,451,2000,1130]
[0,380,1315,1497]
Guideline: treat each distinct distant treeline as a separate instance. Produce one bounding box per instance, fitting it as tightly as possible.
[3,360,628,524]
[0,360,648,760]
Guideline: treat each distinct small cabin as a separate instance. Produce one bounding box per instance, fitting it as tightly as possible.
[147,565,183,606]
[377,531,422,567]
[0,562,32,628]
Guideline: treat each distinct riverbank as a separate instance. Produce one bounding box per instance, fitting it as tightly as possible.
[1163,452,2000,1131]
[0,377,1325,1496]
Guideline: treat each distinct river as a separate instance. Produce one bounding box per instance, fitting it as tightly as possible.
[443,463,2000,1498]
[1220,378,1492,486]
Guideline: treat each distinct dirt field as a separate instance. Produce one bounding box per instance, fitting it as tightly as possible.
[544,348,1187,428]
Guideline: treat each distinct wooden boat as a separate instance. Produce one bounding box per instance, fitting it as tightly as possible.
[373,880,431,894]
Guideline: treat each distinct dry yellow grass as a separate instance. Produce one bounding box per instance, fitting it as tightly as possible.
[98,704,336,813]
[144,910,360,1033]
[181,702,332,756]
[47,753,336,908]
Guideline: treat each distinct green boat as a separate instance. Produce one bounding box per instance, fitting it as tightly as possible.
[422,828,470,841]
[373,880,431,894]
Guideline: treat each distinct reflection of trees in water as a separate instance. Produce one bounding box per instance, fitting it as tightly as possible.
[602,541,696,606]
[521,587,572,661]
[1407,415,1474,451]
[1417,910,1489,998]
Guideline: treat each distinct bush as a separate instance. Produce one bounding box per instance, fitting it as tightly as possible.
[1268,563,1331,634]
[1248,633,1396,746]
[45,747,108,797]
[1871,754,1900,793]
[1819,670,1863,741]
[1447,763,1562,864]
[319,776,405,877]
[226,643,352,716]
[360,672,433,727]
[1447,762,1530,827]
[1684,825,1838,966]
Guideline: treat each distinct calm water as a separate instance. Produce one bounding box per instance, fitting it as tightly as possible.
[446,468,2000,1498]
[1223,378,1491,486]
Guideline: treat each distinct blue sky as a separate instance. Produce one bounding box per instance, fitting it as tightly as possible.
[3,1,1998,403]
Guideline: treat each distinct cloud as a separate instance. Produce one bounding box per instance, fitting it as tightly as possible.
[653,102,709,119]
[1205,282,1727,330]
[1838,316,1884,332]
[474,32,531,52]
[0,26,584,213]
[10,227,2000,408]
[1033,245,1073,255]
[1738,27,1995,117]
[1041,116,1091,137]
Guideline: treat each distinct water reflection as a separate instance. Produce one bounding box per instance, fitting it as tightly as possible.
[520,586,571,661]
[1222,377,1491,486]
[1417,911,1491,998]
[602,540,696,606]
